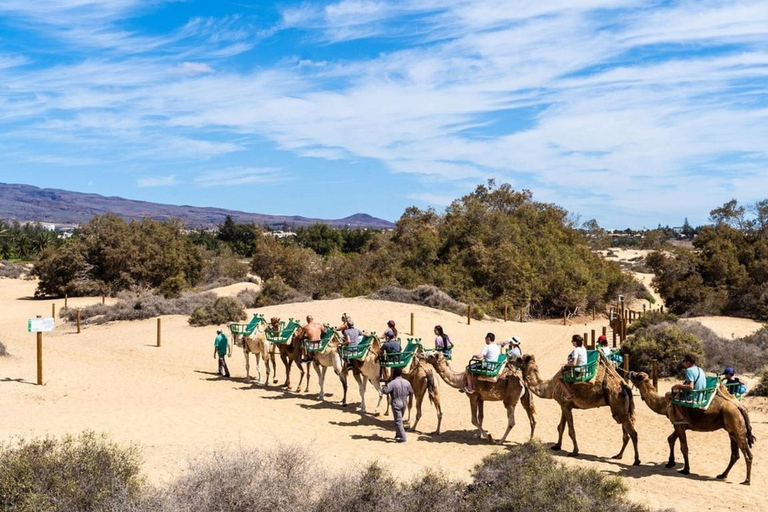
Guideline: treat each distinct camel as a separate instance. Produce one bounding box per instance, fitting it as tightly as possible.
[420,351,535,443]
[267,317,307,392]
[340,336,384,414]
[392,354,443,435]
[231,317,277,383]
[629,371,755,484]
[519,353,640,464]
[303,331,348,401]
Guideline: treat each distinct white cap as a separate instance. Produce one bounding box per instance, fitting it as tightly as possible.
[217,329,222,333]
[508,336,521,345]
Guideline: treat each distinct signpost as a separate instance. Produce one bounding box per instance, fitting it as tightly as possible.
[28,316,54,385]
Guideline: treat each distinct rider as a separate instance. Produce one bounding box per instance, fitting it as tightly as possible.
[722,366,748,396]
[302,315,327,362]
[464,332,499,394]
[505,336,522,360]
[668,353,707,424]
[379,330,402,380]
[557,334,586,401]
[342,318,363,370]
[434,325,454,359]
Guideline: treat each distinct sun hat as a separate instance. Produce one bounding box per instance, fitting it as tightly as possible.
[216,329,222,333]
[598,334,607,341]
[722,366,735,376]
[507,336,521,345]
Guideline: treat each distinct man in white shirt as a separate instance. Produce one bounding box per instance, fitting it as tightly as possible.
[464,332,498,394]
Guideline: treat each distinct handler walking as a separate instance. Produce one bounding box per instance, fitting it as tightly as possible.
[213,328,231,378]
[381,367,413,442]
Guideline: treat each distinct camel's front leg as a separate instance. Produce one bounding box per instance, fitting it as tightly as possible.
[552,411,567,451]
[371,377,384,416]
[498,400,517,444]
[281,354,292,388]
[520,388,536,440]
[339,370,350,406]
[665,431,678,468]
[564,408,579,456]
[676,426,690,475]
[352,371,366,412]
[469,396,481,438]
[295,356,307,392]
[312,362,324,400]
[269,346,278,384]
[253,352,262,383]
[244,349,251,380]
[302,361,311,393]
[409,390,424,432]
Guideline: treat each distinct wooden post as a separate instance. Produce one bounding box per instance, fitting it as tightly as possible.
[504,304,508,322]
[583,332,588,349]
[157,318,161,348]
[467,305,471,325]
[612,325,617,348]
[591,329,596,350]
[36,315,43,385]
[652,359,658,389]
[660,305,664,313]
[64,294,68,308]
[102,295,106,305]
[623,354,630,383]
[621,317,627,343]
[592,308,595,321]
[52,303,55,319]
[520,308,524,323]
[563,311,567,326]
[76,309,81,334]
[602,326,607,337]
[411,312,415,335]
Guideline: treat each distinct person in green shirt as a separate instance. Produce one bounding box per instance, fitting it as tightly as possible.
[213,329,231,378]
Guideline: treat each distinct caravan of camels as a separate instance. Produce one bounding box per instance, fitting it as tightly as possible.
[227,311,755,486]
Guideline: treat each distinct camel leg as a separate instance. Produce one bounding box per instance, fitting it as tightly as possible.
[253,352,262,383]
[339,370,349,406]
[565,408,578,457]
[353,371,366,413]
[244,349,250,380]
[718,437,740,482]
[270,347,278,384]
[409,389,424,432]
[552,411,567,451]
[468,396,483,439]
[313,362,324,400]
[614,421,640,465]
[369,377,384,416]
[295,356,306,392]
[303,361,311,393]
[665,431,678,468]
[521,388,536,440]
[677,427,690,475]
[281,354,292,388]
[498,400,516,444]
[479,399,491,441]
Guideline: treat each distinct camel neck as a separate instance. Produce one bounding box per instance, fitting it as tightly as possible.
[636,381,668,415]
[523,363,554,399]
[431,358,465,389]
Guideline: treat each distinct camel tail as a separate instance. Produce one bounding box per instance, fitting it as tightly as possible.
[425,371,437,406]
[738,404,756,447]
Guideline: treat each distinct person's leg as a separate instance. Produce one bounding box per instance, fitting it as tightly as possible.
[219,356,230,377]
[393,405,406,441]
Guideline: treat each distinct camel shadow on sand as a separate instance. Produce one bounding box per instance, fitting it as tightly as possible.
[551,449,714,482]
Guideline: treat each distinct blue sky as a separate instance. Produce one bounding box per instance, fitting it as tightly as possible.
[1,0,767,229]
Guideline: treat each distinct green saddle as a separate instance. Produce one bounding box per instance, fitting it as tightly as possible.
[467,353,508,377]
[671,376,720,409]
[228,313,265,337]
[265,319,301,344]
[379,338,421,368]
[304,329,337,353]
[561,350,599,383]
[340,334,376,360]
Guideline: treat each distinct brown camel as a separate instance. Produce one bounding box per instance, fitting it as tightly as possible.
[421,351,535,443]
[384,354,444,435]
[231,317,277,383]
[267,317,307,392]
[340,336,384,414]
[629,371,755,484]
[519,354,640,464]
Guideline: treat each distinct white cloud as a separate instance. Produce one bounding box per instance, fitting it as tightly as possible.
[169,62,214,76]
[137,174,177,187]
[193,168,288,187]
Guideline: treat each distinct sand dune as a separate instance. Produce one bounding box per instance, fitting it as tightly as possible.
[1,278,765,511]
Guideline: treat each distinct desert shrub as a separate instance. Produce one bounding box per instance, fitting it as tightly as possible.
[188,296,246,327]
[250,236,320,292]
[237,287,261,308]
[741,326,768,350]
[0,261,29,279]
[157,275,189,299]
[627,311,679,334]
[255,277,311,307]
[0,431,144,512]
[200,247,249,285]
[748,365,768,397]
[466,441,656,512]
[59,292,218,324]
[164,445,315,512]
[369,285,468,316]
[679,321,768,374]
[622,323,705,377]
[0,339,8,357]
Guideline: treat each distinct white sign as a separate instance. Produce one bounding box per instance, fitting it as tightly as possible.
[28,317,55,333]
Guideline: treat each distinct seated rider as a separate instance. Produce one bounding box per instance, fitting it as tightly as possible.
[598,335,622,365]
[557,334,587,401]
[342,318,363,370]
[668,353,707,424]
[301,315,326,362]
[464,332,498,394]
[505,336,522,361]
[379,331,402,380]
[434,325,454,359]
[722,366,747,396]
[382,319,398,341]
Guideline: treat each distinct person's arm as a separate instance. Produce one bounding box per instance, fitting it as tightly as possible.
[381,382,392,395]
[672,380,694,391]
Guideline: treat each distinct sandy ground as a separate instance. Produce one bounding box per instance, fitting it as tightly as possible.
[1,278,766,512]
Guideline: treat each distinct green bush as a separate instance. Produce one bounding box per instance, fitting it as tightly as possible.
[157,275,188,299]
[0,431,144,512]
[255,277,310,307]
[748,365,768,397]
[623,323,705,377]
[188,296,246,327]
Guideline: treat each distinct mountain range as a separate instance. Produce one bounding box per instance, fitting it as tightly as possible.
[0,183,394,229]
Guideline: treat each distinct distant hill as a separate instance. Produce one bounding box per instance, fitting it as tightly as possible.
[0,183,394,229]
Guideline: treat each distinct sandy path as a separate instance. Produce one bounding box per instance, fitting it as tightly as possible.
[1,279,766,511]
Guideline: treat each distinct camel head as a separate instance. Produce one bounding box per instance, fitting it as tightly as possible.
[419,350,445,366]
[519,354,537,372]
[269,317,281,331]
[628,371,653,389]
